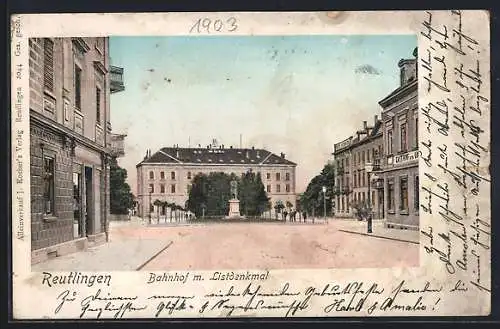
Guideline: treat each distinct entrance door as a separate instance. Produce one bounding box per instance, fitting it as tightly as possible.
[85,166,93,236]
[378,190,384,219]
[73,172,82,237]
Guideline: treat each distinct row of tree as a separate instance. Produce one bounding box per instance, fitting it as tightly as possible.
[152,199,190,221]
[299,162,335,216]
[109,157,135,215]
[186,170,271,218]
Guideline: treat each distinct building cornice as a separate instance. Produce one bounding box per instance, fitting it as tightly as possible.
[30,109,109,155]
[136,162,297,169]
[379,80,417,108]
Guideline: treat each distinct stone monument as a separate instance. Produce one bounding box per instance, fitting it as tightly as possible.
[226,179,244,219]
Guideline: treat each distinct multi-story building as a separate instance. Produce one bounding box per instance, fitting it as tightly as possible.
[29,37,125,264]
[333,115,383,218]
[378,50,419,230]
[136,143,297,218]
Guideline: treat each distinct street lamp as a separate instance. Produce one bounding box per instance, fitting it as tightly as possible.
[322,186,327,221]
[364,163,373,234]
[148,185,153,225]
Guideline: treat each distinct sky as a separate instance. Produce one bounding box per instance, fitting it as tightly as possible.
[109,35,417,195]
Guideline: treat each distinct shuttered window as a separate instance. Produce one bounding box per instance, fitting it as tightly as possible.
[74,65,82,110]
[43,38,54,92]
[96,87,101,124]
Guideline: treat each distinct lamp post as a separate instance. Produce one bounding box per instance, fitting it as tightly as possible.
[148,186,152,225]
[322,186,327,221]
[364,163,373,233]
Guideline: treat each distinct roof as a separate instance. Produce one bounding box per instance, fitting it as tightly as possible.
[333,119,383,155]
[137,147,297,167]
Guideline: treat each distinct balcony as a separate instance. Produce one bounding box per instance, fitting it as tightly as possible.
[110,66,125,94]
[109,133,126,157]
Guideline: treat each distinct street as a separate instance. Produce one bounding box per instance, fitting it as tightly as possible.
[116,218,419,270]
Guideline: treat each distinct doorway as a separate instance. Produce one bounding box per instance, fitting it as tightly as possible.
[73,172,82,237]
[85,166,93,236]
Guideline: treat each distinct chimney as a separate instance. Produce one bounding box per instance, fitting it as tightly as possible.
[280,152,285,159]
[222,144,224,149]
[398,57,417,86]
[252,146,255,150]
[363,121,367,130]
[256,150,260,158]
[374,115,378,125]
[230,145,233,149]
[176,150,179,158]
[246,150,249,158]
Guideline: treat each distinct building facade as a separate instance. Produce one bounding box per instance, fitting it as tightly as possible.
[29,37,124,264]
[378,51,419,230]
[333,116,384,218]
[136,144,297,218]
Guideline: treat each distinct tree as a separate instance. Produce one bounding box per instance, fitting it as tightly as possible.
[302,162,335,216]
[109,157,134,214]
[239,170,270,217]
[153,199,163,220]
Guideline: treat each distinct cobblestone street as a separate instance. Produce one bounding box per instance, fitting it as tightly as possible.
[33,217,419,271]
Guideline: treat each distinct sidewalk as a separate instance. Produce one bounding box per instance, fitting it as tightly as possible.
[336,220,419,244]
[32,218,171,272]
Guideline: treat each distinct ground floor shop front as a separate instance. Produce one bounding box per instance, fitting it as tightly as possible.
[30,115,111,264]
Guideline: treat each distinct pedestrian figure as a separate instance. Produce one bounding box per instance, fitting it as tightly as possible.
[283,210,288,222]
[303,211,307,223]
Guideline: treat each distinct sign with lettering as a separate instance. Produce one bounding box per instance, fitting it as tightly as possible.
[10,10,491,321]
[394,150,420,165]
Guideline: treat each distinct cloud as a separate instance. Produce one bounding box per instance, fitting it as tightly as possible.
[354,64,381,75]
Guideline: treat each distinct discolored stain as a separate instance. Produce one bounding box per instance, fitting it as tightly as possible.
[319,11,350,25]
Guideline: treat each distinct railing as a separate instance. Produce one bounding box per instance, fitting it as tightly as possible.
[110,66,125,93]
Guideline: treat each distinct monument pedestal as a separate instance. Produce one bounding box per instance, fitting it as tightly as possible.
[226,199,245,219]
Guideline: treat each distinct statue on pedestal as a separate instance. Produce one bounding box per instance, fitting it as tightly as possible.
[230,179,238,200]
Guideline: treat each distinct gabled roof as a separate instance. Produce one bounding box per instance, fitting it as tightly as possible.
[137,147,297,167]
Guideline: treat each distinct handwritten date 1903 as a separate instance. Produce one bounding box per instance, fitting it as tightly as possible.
[189,17,238,34]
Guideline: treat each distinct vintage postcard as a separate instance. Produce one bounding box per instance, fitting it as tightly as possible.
[11,10,491,319]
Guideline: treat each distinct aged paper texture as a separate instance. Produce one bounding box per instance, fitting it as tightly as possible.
[11,10,490,319]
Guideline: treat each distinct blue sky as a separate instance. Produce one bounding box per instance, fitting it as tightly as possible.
[109,35,416,194]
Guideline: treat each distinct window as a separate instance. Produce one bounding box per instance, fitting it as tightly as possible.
[285,172,290,181]
[160,171,165,180]
[267,185,271,193]
[346,177,349,189]
[362,151,365,164]
[148,183,154,193]
[43,38,54,92]
[43,156,55,215]
[286,184,290,192]
[400,123,407,152]
[95,87,101,124]
[346,158,349,167]
[358,170,361,187]
[276,173,281,181]
[171,171,176,180]
[415,116,419,147]
[353,172,357,188]
[276,184,281,193]
[171,184,176,193]
[414,175,420,210]
[400,176,409,211]
[160,184,165,193]
[149,171,154,180]
[372,191,376,206]
[266,173,271,180]
[362,171,366,187]
[387,179,395,211]
[187,171,192,179]
[367,149,371,162]
[74,65,82,110]
[387,130,393,154]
